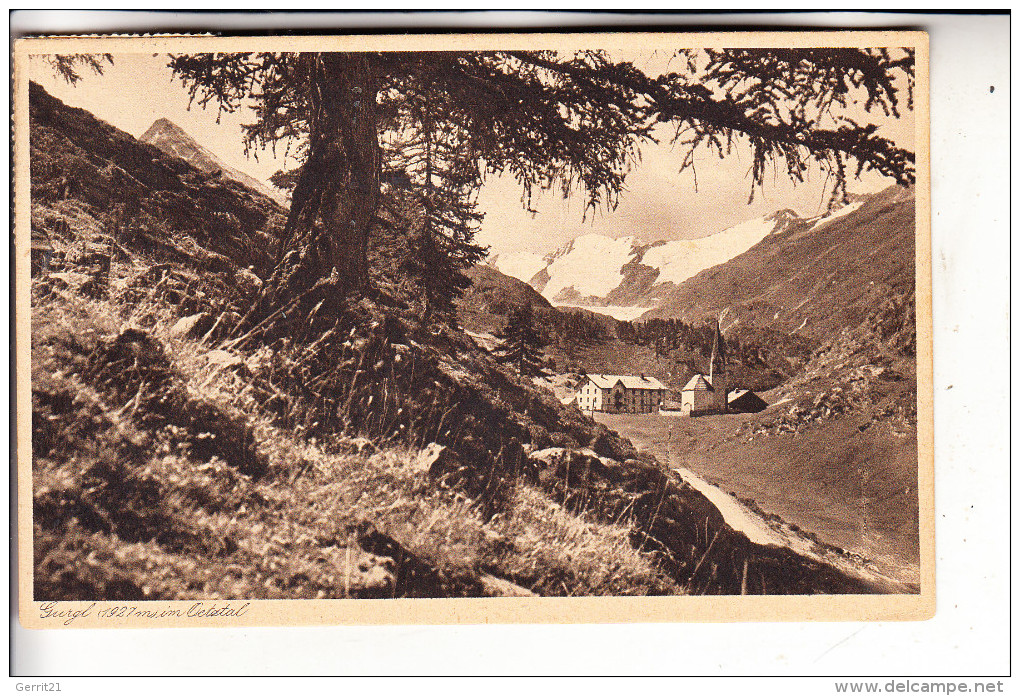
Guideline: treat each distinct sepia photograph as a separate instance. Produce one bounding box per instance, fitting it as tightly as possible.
[14,30,932,628]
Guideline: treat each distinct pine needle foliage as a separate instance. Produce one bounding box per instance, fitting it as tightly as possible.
[164,47,915,311]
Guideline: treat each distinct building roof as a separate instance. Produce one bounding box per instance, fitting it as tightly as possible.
[727,389,749,402]
[728,388,767,404]
[681,374,714,392]
[727,388,768,413]
[584,373,668,390]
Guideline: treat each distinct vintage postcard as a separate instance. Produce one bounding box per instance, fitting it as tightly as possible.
[13,30,932,628]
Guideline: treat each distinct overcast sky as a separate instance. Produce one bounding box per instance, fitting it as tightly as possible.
[29,51,914,259]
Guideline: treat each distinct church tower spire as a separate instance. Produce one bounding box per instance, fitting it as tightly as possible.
[710,318,728,411]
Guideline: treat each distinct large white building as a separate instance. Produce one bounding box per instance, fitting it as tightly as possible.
[575,374,669,414]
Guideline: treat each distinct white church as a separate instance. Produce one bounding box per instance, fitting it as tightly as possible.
[678,320,730,416]
[574,320,766,417]
[674,320,767,416]
[678,372,728,416]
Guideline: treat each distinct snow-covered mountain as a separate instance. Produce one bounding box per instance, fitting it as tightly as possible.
[140,118,288,207]
[640,210,801,287]
[487,208,804,319]
[534,234,643,300]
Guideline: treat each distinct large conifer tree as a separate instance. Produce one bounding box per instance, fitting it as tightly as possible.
[162,47,914,331]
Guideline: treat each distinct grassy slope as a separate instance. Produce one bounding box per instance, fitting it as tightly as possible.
[33,290,674,599]
[29,82,906,600]
[600,411,919,585]
[30,82,675,600]
[595,299,921,585]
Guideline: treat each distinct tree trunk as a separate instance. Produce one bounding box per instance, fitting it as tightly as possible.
[270,52,380,314]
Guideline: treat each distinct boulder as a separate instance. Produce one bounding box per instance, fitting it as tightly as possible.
[234,266,263,295]
[547,431,581,449]
[350,520,450,597]
[206,349,244,371]
[168,312,212,339]
[48,271,89,292]
[414,442,459,476]
[529,447,611,488]
[478,573,538,598]
[589,425,636,461]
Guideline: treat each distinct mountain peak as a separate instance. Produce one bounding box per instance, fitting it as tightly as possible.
[139,117,288,207]
[766,208,801,226]
[140,117,188,141]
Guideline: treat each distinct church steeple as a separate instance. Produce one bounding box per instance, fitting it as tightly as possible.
[709,318,728,411]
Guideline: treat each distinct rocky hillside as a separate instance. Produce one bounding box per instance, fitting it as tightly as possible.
[28,81,912,600]
[641,186,916,343]
[456,264,556,334]
[140,117,289,207]
[629,188,920,581]
[750,289,917,439]
[30,82,287,278]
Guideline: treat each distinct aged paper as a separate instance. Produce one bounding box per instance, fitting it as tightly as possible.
[14,30,932,628]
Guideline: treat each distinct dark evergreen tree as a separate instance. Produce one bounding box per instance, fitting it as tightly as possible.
[654,48,915,207]
[41,54,113,84]
[163,48,914,335]
[167,51,649,335]
[385,67,488,324]
[555,310,607,346]
[493,305,547,376]
[52,48,914,328]
[0,47,879,348]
